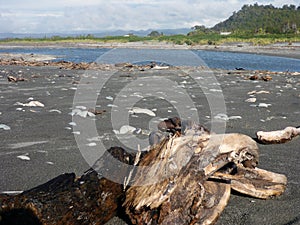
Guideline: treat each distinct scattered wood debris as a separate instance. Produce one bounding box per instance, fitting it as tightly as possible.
[7,75,27,82]
[88,109,106,115]
[1,58,172,71]
[247,74,272,81]
[0,58,113,70]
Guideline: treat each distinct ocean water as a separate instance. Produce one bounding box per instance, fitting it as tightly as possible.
[0,47,299,72]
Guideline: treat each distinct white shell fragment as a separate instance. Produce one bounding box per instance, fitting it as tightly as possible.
[245,97,257,103]
[87,142,97,147]
[17,155,31,161]
[70,109,95,118]
[107,104,118,108]
[75,106,87,110]
[0,124,11,130]
[114,125,138,135]
[15,101,45,107]
[214,114,242,121]
[229,116,242,120]
[247,90,270,95]
[258,103,271,108]
[49,109,62,114]
[106,96,114,100]
[129,107,156,117]
[214,114,229,121]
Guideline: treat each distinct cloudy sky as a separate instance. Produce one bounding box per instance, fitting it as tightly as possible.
[0,0,299,33]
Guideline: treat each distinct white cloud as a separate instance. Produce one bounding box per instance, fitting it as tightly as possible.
[0,0,299,33]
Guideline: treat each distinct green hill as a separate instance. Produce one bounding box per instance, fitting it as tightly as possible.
[212,4,300,34]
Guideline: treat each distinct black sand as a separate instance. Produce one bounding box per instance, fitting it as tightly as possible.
[0,62,299,224]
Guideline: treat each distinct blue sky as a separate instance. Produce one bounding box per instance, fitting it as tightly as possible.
[0,0,299,33]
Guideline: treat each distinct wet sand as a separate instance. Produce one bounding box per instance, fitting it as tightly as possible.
[0,58,299,224]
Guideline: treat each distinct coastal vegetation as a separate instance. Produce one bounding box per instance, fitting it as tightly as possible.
[1,32,298,46]
[212,4,300,34]
[0,4,300,46]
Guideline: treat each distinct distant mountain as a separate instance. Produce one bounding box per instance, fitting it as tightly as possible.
[0,28,191,39]
[0,32,73,39]
[94,28,191,37]
[212,4,300,33]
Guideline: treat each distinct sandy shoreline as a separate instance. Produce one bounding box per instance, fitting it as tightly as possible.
[0,41,300,60]
[0,61,299,224]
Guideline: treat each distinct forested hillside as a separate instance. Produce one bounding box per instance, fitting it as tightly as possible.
[212,4,300,34]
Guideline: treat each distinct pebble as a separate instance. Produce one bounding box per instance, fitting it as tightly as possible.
[214,114,242,121]
[107,104,118,108]
[119,125,137,134]
[245,97,257,103]
[129,107,156,117]
[75,106,87,110]
[258,103,271,108]
[49,109,62,114]
[106,96,114,100]
[17,155,31,161]
[247,90,270,95]
[15,101,45,107]
[70,109,95,118]
[0,124,11,130]
[87,142,97,147]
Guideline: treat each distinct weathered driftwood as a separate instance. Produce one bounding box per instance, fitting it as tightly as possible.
[0,147,134,225]
[247,74,272,81]
[0,118,290,225]
[256,126,300,144]
[211,166,287,199]
[7,75,28,82]
[124,119,287,225]
[0,172,122,225]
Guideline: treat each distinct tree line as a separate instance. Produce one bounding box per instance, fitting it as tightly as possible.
[192,4,300,34]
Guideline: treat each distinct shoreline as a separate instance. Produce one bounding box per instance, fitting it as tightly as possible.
[0,41,300,60]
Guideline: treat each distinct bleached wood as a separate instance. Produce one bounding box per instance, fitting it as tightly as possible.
[256,126,300,144]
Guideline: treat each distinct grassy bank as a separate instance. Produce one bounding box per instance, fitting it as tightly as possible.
[157,33,300,45]
[0,33,300,46]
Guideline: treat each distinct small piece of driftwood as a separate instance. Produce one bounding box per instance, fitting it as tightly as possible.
[256,126,300,144]
[7,75,27,82]
[88,109,106,115]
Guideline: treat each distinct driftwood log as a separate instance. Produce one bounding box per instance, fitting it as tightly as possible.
[124,122,287,225]
[0,118,292,225]
[256,126,300,144]
[0,147,134,225]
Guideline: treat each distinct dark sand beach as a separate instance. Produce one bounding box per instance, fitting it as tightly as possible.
[0,45,299,224]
